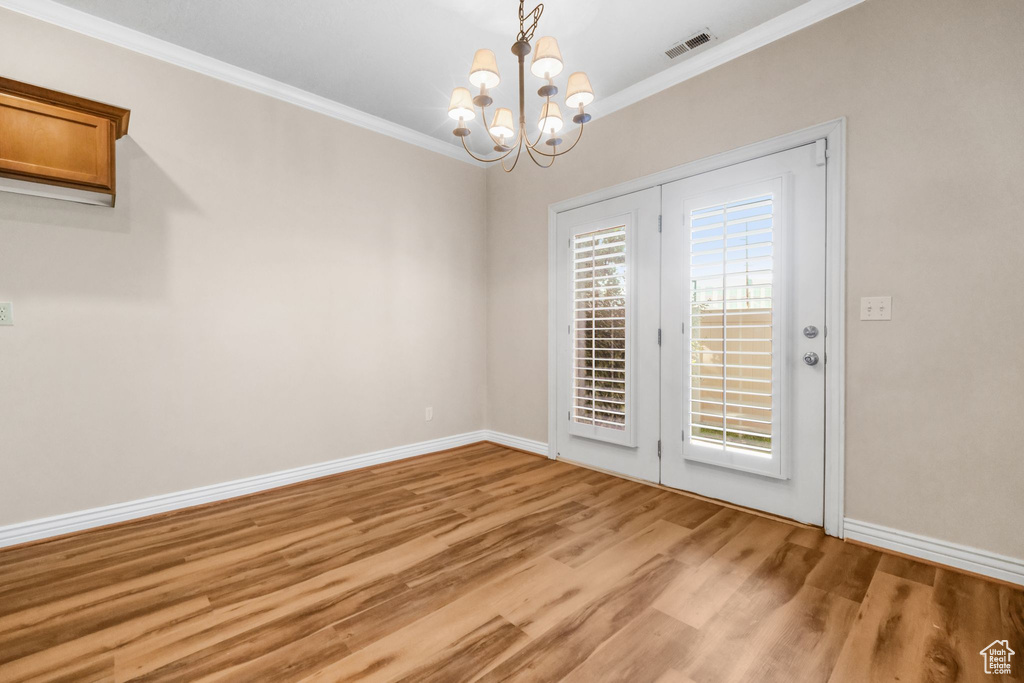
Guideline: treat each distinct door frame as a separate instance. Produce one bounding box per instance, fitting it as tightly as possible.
[547,118,847,538]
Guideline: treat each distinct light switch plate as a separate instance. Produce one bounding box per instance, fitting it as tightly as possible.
[0,302,11,326]
[860,296,892,321]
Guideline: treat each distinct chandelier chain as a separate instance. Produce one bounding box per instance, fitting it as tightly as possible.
[517,0,544,43]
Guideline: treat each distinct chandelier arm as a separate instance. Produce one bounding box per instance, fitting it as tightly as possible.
[525,141,556,168]
[502,135,525,173]
[516,44,527,144]
[525,127,546,149]
[526,146,554,169]
[459,134,518,164]
[526,118,585,158]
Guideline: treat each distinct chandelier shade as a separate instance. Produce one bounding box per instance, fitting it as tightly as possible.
[447,87,476,121]
[538,102,563,133]
[565,72,595,108]
[469,49,501,89]
[530,36,564,78]
[489,108,515,138]
[446,1,592,171]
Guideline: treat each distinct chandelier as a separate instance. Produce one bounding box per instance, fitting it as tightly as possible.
[446,1,594,171]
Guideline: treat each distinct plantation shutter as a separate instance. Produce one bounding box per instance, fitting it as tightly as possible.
[689,194,774,456]
[572,225,628,433]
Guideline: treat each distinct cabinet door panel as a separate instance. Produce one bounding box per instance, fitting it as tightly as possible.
[0,92,114,192]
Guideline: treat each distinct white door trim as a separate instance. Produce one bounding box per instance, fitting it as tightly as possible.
[548,118,846,537]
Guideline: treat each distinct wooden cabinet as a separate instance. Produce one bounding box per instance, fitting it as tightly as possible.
[0,77,130,207]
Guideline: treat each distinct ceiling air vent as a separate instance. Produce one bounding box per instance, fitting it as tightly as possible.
[664,29,717,59]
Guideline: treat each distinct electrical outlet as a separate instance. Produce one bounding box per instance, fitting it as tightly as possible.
[425,406,433,422]
[0,302,11,326]
[860,296,892,321]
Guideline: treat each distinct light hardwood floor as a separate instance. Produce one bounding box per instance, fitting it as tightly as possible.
[0,443,1021,682]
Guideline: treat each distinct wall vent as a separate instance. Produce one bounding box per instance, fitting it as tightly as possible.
[664,29,717,59]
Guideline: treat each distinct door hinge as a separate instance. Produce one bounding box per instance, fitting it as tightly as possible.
[658,215,663,232]
[657,440,662,459]
[568,410,571,421]
[657,328,662,345]
[815,138,827,166]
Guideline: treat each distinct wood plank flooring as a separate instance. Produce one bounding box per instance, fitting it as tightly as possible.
[0,443,1020,682]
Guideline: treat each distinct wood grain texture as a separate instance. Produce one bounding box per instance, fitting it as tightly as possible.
[0,77,129,201]
[0,77,130,138]
[0,443,1020,682]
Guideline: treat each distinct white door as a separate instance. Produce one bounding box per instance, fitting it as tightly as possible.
[554,188,661,482]
[660,143,826,525]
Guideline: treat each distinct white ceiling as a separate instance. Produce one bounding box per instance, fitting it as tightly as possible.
[49,0,812,152]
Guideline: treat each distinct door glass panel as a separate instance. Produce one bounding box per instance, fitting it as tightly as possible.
[689,195,773,456]
[573,225,627,431]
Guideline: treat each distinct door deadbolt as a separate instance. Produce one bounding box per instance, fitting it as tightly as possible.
[803,325,819,339]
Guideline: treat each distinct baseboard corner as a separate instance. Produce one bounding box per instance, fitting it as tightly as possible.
[480,430,550,458]
[844,518,1024,587]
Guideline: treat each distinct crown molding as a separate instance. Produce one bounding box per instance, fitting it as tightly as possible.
[0,0,485,167]
[589,0,866,120]
[0,0,863,168]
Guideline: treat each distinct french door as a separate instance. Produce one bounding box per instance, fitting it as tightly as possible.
[554,188,662,482]
[554,143,827,525]
[661,144,826,525]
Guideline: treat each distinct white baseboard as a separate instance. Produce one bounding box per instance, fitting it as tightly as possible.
[9,435,1019,589]
[844,518,1024,587]
[0,430,493,549]
[481,430,550,457]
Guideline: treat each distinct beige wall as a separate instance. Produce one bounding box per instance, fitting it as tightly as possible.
[0,10,487,526]
[2,0,1022,562]
[486,0,1024,559]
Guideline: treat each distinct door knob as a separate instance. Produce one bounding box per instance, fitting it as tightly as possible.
[803,352,820,366]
